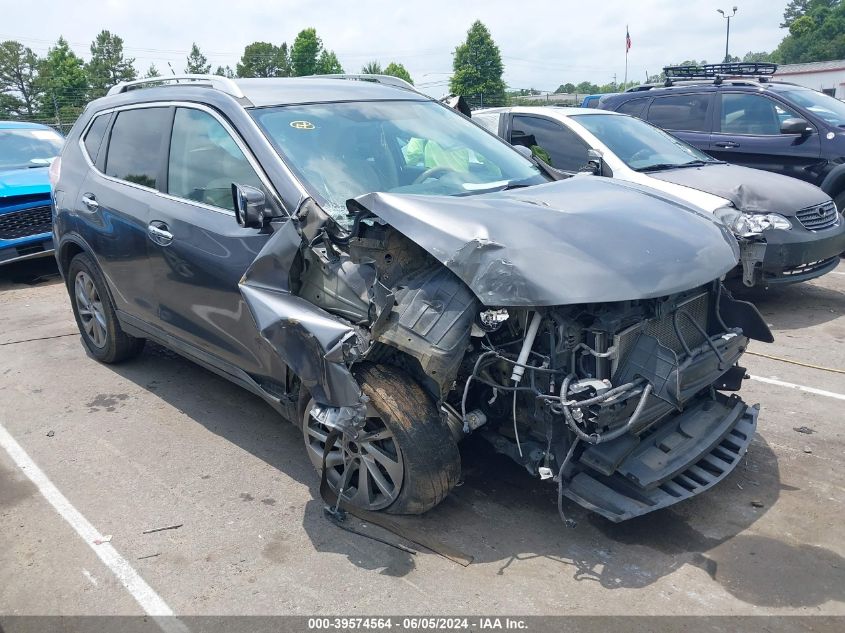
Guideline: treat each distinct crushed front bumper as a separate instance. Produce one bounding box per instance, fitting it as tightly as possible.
[738,220,845,286]
[565,391,757,522]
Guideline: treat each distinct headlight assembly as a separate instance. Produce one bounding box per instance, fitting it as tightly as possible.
[714,207,792,237]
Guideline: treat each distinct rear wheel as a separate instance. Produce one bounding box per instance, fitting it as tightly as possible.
[67,253,145,363]
[299,363,461,514]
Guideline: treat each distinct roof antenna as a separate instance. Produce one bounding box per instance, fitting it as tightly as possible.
[166,62,177,76]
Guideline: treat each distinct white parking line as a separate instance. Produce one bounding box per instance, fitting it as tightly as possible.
[749,375,845,401]
[0,423,188,633]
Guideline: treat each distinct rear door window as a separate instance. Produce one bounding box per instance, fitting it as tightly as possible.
[647,94,712,131]
[719,93,799,135]
[510,115,589,171]
[616,98,650,119]
[167,107,265,211]
[105,107,171,189]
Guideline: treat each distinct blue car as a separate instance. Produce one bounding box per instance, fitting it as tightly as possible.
[1,121,64,265]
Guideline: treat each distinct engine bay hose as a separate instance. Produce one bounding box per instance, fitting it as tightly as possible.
[510,311,543,384]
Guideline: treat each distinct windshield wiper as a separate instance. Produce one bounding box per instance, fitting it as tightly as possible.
[637,160,709,172]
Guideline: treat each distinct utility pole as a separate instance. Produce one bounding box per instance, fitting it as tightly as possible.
[717,7,738,63]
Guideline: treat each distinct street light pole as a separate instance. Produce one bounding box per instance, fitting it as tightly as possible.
[717,7,738,63]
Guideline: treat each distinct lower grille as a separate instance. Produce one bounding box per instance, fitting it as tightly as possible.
[0,205,53,240]
[613,292,710,373]
[796,201,839,231]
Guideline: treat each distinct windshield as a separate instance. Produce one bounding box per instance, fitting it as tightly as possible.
[251,100,546,226]
[572,113,716,171]
[778,88,845,127]
[0,128,64,171]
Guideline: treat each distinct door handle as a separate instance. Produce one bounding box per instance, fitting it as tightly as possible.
[147,222,173,245]
[714,141,740,148]
[81,193,99,210]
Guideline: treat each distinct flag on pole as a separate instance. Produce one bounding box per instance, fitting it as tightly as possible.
[626,26,632,52]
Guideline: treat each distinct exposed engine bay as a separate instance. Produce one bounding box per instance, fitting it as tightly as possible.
[239,178,773,523]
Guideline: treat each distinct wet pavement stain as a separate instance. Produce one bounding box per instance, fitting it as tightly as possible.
[86,393,129,412]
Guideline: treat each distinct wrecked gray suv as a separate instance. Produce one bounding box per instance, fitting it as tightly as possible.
[53,75,773,522]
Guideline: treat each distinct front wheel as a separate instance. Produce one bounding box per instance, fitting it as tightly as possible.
[299,363,461,514]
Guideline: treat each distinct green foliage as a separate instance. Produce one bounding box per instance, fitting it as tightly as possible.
[383,62,413,84]
[782,0,813,27]
[214,65,235,78]
[742,51,773,62]
[185,43,211,74]
[37,37,87,123]
[772,0,845,63]
[0,40,40,117]
[237,42,291,77]
[361,60,382,74]
[144,63,161,78]
[316,50,343,74]
[449,21,506,108]
[291,28,322,76]
[86,30,136,99]
[554,83,576,94]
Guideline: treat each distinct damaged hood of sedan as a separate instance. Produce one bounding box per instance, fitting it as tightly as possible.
[351,178,739,306]
[648,163,830,215]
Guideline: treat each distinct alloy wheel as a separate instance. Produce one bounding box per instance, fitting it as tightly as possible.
[303,399,404,511]
[74,271,108,349]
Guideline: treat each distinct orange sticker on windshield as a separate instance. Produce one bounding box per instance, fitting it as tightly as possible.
[290,120,315,130]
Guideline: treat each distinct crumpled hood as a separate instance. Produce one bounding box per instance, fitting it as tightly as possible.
[352,178,740,307]
[0,166,51,199]
[648,163,830,216]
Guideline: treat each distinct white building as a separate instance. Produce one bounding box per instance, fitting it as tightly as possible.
[774,60,845,98]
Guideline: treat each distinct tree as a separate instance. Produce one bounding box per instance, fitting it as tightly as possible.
[781,0,812,27]
[185,43,210,74]
[384,62,413,84]
[214,65,235,78]
[37,37,87,126]
[361,60,382,74]
[554,82,576,94]
[449,21,506,108]
[290,28,322,76]
[144,63,161,78]
[86,30,136,98]
[742,51,772,63]
[316,50,343,74]
[0,40,41,117]
[237,41,290,77]
[770,0,845,63]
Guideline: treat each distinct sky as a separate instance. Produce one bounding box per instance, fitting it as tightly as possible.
[2,0,789,96]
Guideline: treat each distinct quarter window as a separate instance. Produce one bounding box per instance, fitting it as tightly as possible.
[83,114,110,163]
[105,107,170,189]
[719,93,798,135]
[647,94,711,131]
[167,108,263,211]
[510,115,589,171]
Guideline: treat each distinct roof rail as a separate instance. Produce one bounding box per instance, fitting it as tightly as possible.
[663,62,778,81]
[313,73,418,93]
[106,74,245,99]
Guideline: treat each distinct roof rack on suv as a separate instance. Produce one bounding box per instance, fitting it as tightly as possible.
[661,62,778,86]
[315,73,418,93]
[107,74,245,99]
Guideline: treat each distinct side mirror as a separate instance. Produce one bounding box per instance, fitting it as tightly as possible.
[232,183,267,228]
[780,117,811,136]
[514,145,533,159]
[585,148,604,175]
